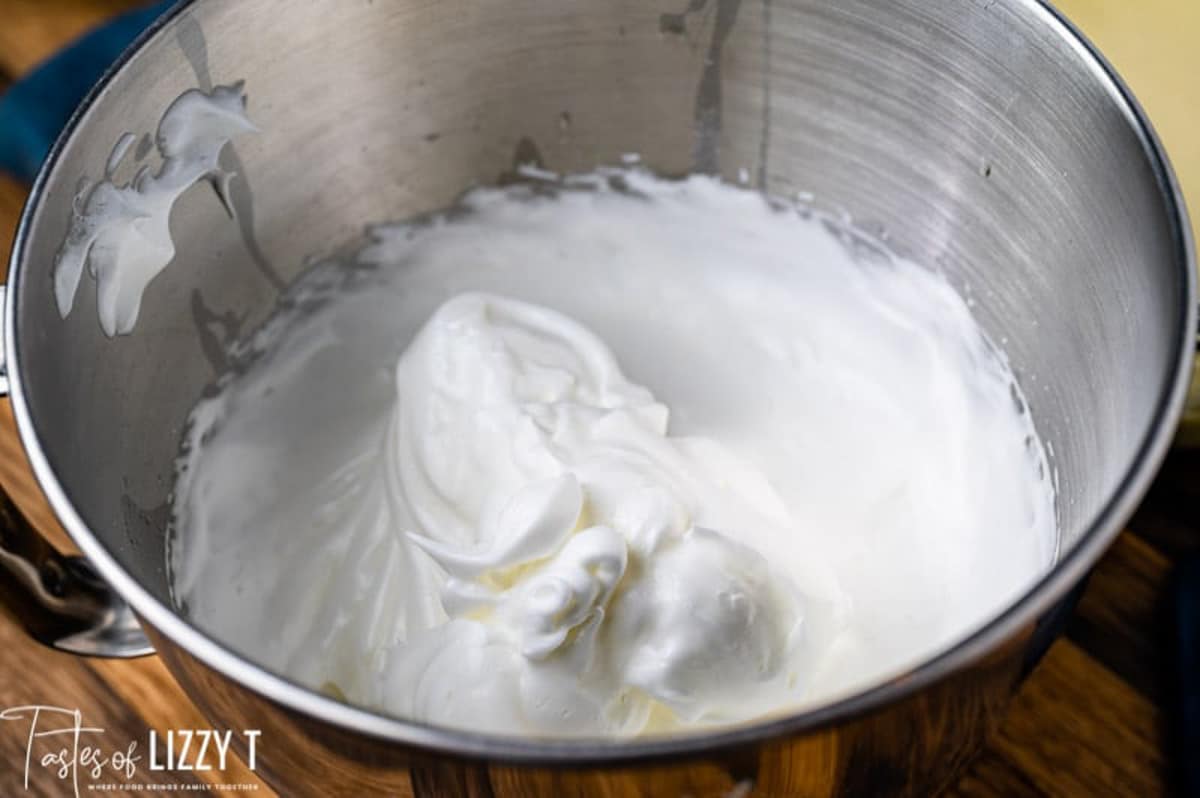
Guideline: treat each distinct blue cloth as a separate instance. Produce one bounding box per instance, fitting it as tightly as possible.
[1178,553,1200,797]
[0,1,173,183]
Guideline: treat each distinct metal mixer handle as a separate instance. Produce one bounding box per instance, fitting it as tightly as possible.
[0,287,153,657]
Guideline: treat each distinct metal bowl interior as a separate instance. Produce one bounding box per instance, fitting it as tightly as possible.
[6,0,1194,762]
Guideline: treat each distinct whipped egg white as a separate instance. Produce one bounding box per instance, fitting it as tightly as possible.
[371,292,824,734]
[169,170,1057,737]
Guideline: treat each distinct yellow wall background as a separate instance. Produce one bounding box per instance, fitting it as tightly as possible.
[1056,0,1200,237]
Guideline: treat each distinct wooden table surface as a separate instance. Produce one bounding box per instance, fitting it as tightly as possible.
[0,2,1196,796]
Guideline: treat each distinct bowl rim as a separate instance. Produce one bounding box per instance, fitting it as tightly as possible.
[6,0,1195,765]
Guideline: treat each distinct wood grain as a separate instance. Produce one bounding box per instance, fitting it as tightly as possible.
[989,642,1165,797]
[0,174,26,286]
[1065,534,1171,704]
[0,1,1195,796]
[0,0,142,78]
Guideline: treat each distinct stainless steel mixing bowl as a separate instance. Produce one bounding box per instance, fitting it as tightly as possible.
[1,0,1193,795]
